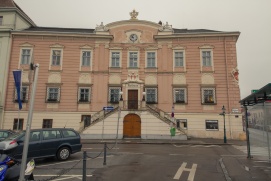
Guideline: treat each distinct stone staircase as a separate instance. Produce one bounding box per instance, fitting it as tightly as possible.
[80,103,187,140]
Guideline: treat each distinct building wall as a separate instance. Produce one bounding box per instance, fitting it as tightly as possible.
[3,20,243,139]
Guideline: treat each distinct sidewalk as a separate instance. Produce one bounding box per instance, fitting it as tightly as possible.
[81,137,247,146]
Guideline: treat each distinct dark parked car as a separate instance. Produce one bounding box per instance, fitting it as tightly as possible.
[0,128,82,161]
[0,129,15,141]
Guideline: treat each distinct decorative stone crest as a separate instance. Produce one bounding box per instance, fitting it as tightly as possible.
[231,67,239,83]
[130,9,138,20]
[159,22,173,32]
[95,22,108,32]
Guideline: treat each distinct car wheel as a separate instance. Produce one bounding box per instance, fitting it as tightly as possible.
[57,147,70,161]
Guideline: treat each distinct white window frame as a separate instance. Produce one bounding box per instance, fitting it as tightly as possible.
[78,87,91,102]
[201,87,216,104]
[128,51,139,68]
[174,50,185,67]
[108,87,121,103]
[110,51,121,68]
[51,49,62,66]
[206,120,218,130]
[46,87,60,102]
[20,48,32,65]
[14,85,29,102]
[173,88,187,103]
[146,51,157,68]
[176,119,187,130]
[145,88,157,103]
[81,50,92,67]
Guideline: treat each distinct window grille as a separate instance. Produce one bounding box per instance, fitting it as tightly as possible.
[14,86,29,102]
[145,88,157,103]
[201,88,216,104]
[206,120,218,130]
[43,119,53,128]
[46,87,60,102]
[173,88,186,103]
[109,87,121,103]
[78,87,90,102]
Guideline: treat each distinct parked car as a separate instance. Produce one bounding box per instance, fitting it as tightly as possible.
[0,128,82,161]
[0,129,16,141]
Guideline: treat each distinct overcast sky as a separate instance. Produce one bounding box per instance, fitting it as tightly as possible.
[14,0,271,99]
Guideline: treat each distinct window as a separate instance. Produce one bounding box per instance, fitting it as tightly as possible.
[46,87,60,102]
[111,52,120,67]
[174,51,184,67]
[62,130,77,138]
[176,119,187,129]
[145,88,157,103]
[43,130,61,140]
[14,86,29,102]
[0,16,3,25]
[146,52,156,68]
[202,51,212,66]
[21,49,31,64]
[78,88,90,102]
[129,52,138,68]
[51,50,61,66]
[13,119,23,131]
[206,120,218,130]
[109,87,121,103]
[201,88,216,104]
[173,88,187,103]
[43,119,53,128]
[82,51,91,66]
[82,115,91,128]
[30,131,41,142]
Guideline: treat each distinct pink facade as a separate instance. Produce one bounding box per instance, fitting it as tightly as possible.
[3,12,244,139]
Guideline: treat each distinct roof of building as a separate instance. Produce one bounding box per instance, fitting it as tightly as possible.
[173,28,221,33]
[0,0,36,27]
[240,83,271,105]
[21,26,95,34]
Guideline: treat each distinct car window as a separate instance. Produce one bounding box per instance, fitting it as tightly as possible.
[5,132,24,140]
[30,131,41,142]
[0,131,8,138]
[62,130,77,138]
[43,130,61,140]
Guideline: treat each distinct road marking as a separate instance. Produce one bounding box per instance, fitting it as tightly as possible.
[172,144,188,147]
[219,158,232,181]
[173,162,197,180]
[35,174,92,176]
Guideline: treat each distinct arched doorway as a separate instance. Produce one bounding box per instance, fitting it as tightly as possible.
[123,114,141,138]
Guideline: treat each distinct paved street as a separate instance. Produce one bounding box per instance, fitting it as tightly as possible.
[32,138,271,181]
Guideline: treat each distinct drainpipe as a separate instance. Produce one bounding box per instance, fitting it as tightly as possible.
[224,37,232,139]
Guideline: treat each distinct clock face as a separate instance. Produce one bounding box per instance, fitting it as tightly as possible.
[130,34,138,42]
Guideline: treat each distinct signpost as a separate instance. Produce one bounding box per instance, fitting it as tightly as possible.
[102,106,114,140]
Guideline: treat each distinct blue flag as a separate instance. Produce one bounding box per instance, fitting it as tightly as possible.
[13,70,22,110]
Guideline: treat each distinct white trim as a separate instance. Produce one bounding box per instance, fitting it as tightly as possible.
[80,50,92,71]
[109,50,122,68]
[145,51,157,68]
[173,50,186,71]
[200,49,214,71]
[49,49,63,70]
[19,47,33,66]
[127,51,139,68]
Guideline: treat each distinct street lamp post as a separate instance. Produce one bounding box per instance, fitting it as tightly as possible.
[221,105,227,143]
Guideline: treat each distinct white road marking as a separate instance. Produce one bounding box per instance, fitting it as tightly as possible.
[173,162,197,180]
[35,174,92,176]
[36,155,113,167]
[51,176,80,181]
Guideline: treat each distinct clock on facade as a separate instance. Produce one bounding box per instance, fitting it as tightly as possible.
[129,34,138,42]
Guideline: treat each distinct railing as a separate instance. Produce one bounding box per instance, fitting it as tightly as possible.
[146,104,187,135]
[122,100,146,110]
[79,106,119,133]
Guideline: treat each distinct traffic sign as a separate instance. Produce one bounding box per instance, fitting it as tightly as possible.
[103,106,114,111]
[251,89,259,93]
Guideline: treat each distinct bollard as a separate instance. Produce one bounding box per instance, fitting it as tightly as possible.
[83,151,86,181]
[103,142,107,165]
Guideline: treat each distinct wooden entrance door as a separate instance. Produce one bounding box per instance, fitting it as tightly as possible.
[128,90,138,109]
[123,114,141,138]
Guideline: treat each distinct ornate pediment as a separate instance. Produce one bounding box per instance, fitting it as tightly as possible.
[20,42,34,47]
[49,43,65,49]
[80,45,94,49]
[198,44,215,49]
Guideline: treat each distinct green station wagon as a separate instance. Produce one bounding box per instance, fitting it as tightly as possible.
[0,128,82,161]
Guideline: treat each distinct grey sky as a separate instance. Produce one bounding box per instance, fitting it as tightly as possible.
[14,0,271,99]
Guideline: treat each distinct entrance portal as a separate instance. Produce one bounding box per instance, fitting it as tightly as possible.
[128,90,138,109]
[123,114,141,138]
